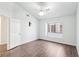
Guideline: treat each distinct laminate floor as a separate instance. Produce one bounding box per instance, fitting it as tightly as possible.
[6,40,78,57]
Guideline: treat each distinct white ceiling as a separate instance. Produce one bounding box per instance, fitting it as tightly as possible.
[18,2,77,20]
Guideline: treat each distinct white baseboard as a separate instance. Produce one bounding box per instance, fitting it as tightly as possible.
[20,39,37,46]
[8,39,37,50]
[39,36,76,46]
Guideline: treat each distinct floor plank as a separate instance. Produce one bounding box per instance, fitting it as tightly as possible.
[3,40,78,57]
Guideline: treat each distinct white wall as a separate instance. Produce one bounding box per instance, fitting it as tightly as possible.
[0,3,39,49]
[39,15,76,46]
[0,17,1,44]
[12,3,39,45]
[21,16,39,44]
[77,3,79,55]
[0,3,14,18]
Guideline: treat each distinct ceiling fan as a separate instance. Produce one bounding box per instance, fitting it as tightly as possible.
[36,2,51,16]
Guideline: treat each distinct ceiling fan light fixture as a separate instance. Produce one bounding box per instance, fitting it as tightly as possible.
[39,11,44,16]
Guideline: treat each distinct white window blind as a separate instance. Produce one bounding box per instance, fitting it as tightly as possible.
[48,23,62,33]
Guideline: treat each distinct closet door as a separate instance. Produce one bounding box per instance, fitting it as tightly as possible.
[9,19,21,49]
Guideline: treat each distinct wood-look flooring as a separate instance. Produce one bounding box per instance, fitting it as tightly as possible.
[3,40,78,57]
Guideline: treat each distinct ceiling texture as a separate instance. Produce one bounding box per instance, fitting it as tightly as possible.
[17,2,77,20]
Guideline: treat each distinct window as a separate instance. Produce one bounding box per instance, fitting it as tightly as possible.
[48,23,62,33]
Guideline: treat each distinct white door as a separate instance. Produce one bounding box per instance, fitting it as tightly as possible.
[9,19,21,49]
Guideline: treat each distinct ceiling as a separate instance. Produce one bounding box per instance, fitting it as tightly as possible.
[18,2,77,20]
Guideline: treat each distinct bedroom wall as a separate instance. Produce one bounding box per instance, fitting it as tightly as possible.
[21,16,39,44]
[39,15,76,46]
[0,3,39,49]
[0,18,1,44]
[11,3,39,45]
[77,2,79,55]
